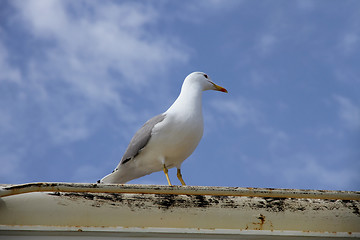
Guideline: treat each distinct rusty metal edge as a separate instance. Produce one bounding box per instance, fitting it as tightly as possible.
[0,182,359,200]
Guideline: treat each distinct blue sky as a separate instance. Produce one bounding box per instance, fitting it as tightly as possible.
[1,0,359,191]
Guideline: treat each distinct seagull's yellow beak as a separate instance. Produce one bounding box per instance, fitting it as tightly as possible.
[212,83,228,93]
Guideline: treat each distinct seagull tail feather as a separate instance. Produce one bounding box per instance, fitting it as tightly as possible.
[99,169,129,184]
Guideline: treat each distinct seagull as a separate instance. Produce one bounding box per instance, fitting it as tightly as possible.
[100,72,227,185]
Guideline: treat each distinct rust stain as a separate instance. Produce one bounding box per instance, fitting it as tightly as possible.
[250,213,275,231]
[252,214,266,230]
[257,214,265,230]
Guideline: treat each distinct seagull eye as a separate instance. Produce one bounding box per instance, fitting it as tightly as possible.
[203,74,208,79]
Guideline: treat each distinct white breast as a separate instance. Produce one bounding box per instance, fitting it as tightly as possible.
[141,112,203,169]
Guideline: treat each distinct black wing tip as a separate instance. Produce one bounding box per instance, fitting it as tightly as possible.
[121,158,131,164]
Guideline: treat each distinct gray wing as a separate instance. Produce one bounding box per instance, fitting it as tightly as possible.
[120,113,166,164]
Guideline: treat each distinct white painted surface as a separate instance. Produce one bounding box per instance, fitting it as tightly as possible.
[0,183,359,239]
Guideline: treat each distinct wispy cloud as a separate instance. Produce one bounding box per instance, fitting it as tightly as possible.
[165,0,243,23]
[256,34,277,56]
[0,149,26,183]
[334,95,360,131]
[192,0,243,11]
[340,33,359,55]
[334,66,360,85]
[281,153,359,190]
[0,41,21,84]
[296,0,316,12]
[13,0,187,88]
[253,151,359,190]
[3,0,189,144]
[0,1,190,182]
[1,1,358,190]
[210,97,262,128]
[208,94,359,190]
[259,127,289,154]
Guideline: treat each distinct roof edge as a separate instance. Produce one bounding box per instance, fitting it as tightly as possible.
[1,182,359,200]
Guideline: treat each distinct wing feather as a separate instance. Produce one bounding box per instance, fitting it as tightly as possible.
[120,114,166,164]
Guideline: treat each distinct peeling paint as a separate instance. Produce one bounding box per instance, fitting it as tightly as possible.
[47,191,360,220]
[1,183,359,237]
[2,183,360,200]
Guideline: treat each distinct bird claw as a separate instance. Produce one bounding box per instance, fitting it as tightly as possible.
[163,164,172,186]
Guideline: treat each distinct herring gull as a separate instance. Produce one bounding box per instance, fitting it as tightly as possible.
[100,72,227,185]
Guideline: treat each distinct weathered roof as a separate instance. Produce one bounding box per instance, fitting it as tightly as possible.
[1,183,359,239]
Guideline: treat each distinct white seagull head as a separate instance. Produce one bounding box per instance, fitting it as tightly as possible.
[182,72,228,93]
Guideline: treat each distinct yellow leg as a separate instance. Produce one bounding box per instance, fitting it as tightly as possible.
[177,168,186,186]
[163,164,172,186]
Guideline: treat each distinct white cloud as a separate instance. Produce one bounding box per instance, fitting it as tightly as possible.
[256,34,277,56]
[0,41,21,84]
[0,151,26,183]
[14,0,187,87]
[209,97,290,154]
[334,95,360,130]
[260,127,289,154]
[210,97,262,127]
[314,126,342,139]
[247,69,280,86]
[196,0,243,10]
[6,0,189,144]
[333,66,360,85]
[340,33,359,54]
[0,109,13,134]
[254,152,358,190]
[282,154,358,190]
[296,0,316,12]
[248,70,266,86]
[47,109,91,144]
[0,0,191,184]
[167,0,243,23]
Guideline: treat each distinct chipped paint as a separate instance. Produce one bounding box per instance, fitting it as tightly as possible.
[1,182,359,200]
[0,183,360,238]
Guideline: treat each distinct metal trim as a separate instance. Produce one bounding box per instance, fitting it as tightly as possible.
[1,182,359,200]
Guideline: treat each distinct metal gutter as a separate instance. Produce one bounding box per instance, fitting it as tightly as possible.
[1,183,359,239]
[1,182,359,200]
